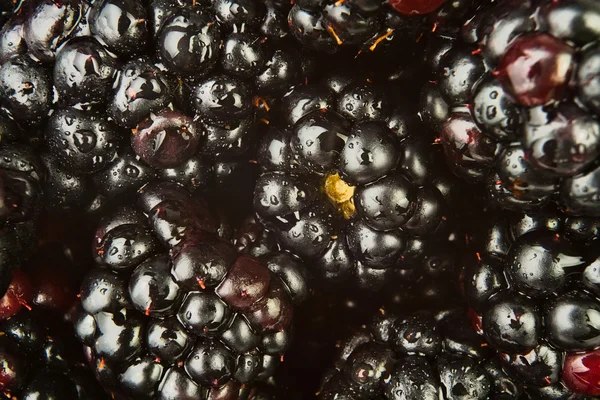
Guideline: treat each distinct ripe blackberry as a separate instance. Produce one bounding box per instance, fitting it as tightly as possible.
[0,0,315,211]
[260,226,464,398]
[318,307,530,399]
[253,75,463,288]
[422,0,600,216]
[0,311,109,400]
[0,253,108,400]
[464,211,600,397]
[287,0,477,54]
[75,181,309,399]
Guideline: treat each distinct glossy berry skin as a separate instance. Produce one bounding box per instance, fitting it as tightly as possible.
[389,0,447,15]
[319,308,520,400]
[254,78,460,288]
[577,43,600,114]
[131,109,202,169]
[0,144,44,223]
[108,58,175,129]
[0,256,109,400]
[472,76,521,141]
[423,0,600,216]
[89,0,149,57]
[0,270,31,320]
[287,5,338,54]
[76,182,308,399]
[157,10,221,77]
[45,108,120,174]
[464,211,600,397]
[255,50,301,96]
[488,144,558,211]
[0,56,51,124]
[523,104,600,177]
[419,83,449,131]
[440,111,497,182]
[561,164,600,216]
[92,149,157,199]
[481,292,540,354]
[0,15,27,63]
[496,33,575,107]
[23,0,82,63]
[545,291,600,351]
[563,350,600,396]
[287,0,439,54]
[321,3,380,47]
[438,47,485,106]
[193,75,252,127]
[53,37,119,106]
[221,33,268,79]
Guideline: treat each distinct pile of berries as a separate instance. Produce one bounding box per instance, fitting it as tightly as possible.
[1,0,600,398]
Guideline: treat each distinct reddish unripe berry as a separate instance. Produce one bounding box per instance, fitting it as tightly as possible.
[0,270,32,320]
[389,0,446,15]
[563,350,600,396]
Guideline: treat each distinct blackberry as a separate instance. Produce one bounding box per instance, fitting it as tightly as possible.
[75,181,308,399]
[0,250,108,400]
[0,55,52,126]
[422,0,600,216]
[0,310,109,400]
[318,307,529,400]
[253,75,463,288]
[287,0,475,55]
[258,225,464,398]
[0,0,315,212]
[464,211,600,397]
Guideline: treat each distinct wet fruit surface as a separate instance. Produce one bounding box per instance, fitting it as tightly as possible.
[563,350,600,396]
[389,0,447,16]
[421,0,600,218]
[254,77,460,285]
[497,33,575,107]
[2,0,600,398]
[76,182,307,397]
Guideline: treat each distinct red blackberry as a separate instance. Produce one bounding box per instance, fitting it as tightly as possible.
[75,181,308,399]
[253,75,464,288]
[422,0,600,216]
[318,307,527,399]
[464,210,600,397]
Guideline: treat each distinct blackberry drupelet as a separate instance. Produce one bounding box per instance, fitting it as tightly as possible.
[288,0,445,53]
[287,0,477,54]
[75,181,309,399]
[0,252,109,400]
[318,307,530,400]
[0,113,44,298]
[253,75,463,288]
[253,213,465,399]
[464,211,600,397]
[422,0,600,216]
[0,0,314,212]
